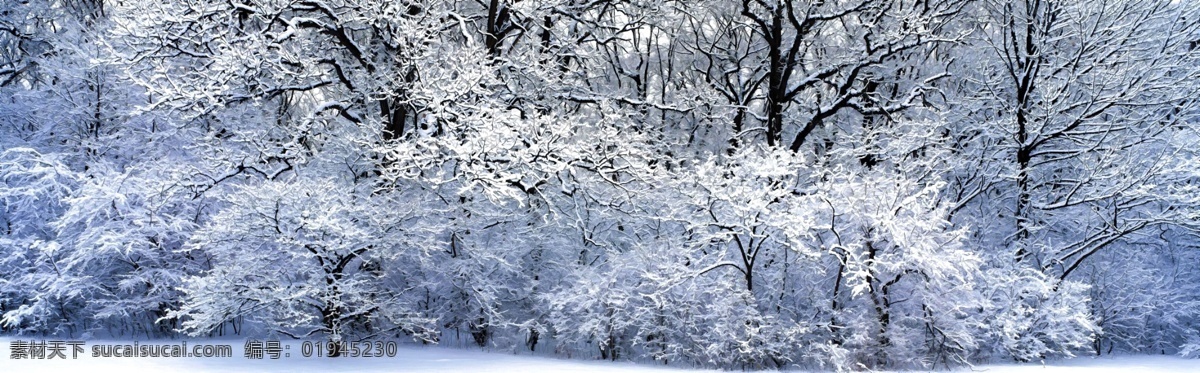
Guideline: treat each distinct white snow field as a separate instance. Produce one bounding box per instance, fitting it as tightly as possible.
[2,338,1198,372]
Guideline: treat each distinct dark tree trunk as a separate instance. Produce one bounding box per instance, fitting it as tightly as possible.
[765,7,786,147]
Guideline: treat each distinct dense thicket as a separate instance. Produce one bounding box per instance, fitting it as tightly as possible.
[2,0,1199,370]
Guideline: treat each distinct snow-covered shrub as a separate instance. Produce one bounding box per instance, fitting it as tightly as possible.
[172,178,437,343]
[0,148,81,335]
[978,265,1096,361]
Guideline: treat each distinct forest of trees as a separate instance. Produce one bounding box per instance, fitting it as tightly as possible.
[2,0,1200,370]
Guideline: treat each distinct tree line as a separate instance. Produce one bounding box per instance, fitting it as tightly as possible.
[2,0,1199,369]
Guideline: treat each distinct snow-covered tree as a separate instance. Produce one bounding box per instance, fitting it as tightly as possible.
[943,0,1200,359]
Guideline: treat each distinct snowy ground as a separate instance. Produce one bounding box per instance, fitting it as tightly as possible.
[2,337,1198,372]
[972,355,1200,373]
